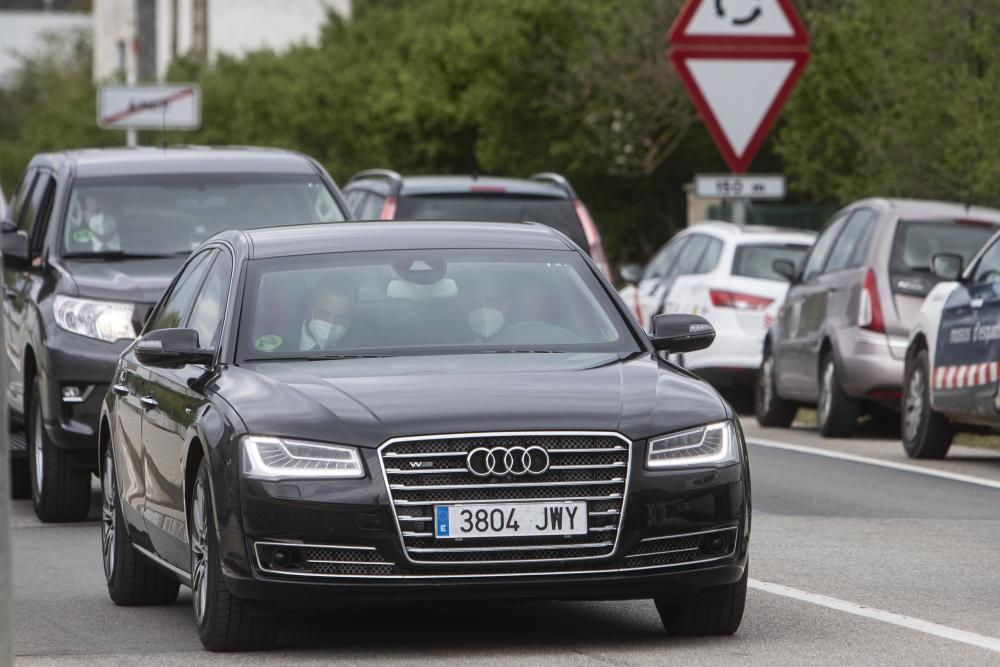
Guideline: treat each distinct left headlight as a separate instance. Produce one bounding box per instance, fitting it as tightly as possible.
[241,436,364,480]
[646,420,740,468]
[53,295,135,342]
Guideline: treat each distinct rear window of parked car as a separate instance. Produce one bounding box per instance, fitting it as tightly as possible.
[890,220,997,294]
[395,195,589,252]
[732,244,810,281]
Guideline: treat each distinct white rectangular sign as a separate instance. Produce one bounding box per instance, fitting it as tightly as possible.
[97,84,201,130]
[694,174,786,200]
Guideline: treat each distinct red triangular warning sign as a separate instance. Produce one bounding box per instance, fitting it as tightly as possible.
[670,48,809,173]
[669,0,809,48]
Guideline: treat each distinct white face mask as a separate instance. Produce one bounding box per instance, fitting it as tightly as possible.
[468,307,505,340]
[89,213,115,239]
[307,319,346,347]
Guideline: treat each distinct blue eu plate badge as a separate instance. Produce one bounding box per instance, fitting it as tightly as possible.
[436,505,450,537]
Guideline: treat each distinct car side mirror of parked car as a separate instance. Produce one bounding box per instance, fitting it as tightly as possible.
[619,264,642,285]
[1,219,31,268]
[650,314,716,353]
[135,328,214,368]
[931,253,964,281]
[772,258,798,283]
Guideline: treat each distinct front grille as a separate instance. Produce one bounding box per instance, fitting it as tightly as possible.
[379,432,631,565]
[253,542,401,578]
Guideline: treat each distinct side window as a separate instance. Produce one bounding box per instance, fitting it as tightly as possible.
[801,215,848,282]
[19,172,52,236]
[694,237,724,274]
[973,241,1000,284]
[9,169,37,224]
[343,189,365,216]
[643,237,687,281]
[825,209,877,273]
[358,192,385,220]
[147,251,215,332]
[29,175,58,251]
[187,251,233,348]
[674,234,711,276]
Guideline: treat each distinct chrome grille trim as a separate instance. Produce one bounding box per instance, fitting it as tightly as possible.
[252,541,399,579]
[406,541,614,554]
[626,546,699,559]
[640,526,738,543]
[378,431,632,567]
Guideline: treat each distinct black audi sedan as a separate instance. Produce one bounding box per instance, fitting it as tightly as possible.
[99,221,750,651]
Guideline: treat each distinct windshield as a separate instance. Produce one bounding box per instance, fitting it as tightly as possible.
[63,173,345,257]
[238,248,637,360]
[395,195,589,252]
[732,243,811,281]
[890,219,997,295]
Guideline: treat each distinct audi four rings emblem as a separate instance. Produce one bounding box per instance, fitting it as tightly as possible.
[466,446,550,477]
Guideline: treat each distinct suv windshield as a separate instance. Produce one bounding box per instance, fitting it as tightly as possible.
[395,195,589,251]
[890,219,997,295]
[64,173,344,257]
[733,243,811,281]
[239,248,636,360]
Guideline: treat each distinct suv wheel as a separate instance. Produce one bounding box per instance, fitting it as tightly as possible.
[102,446,180,605]
[655,569,747,636]
[755,348,797,427]
[817,354,859,438]
[190,461,278,651]
[902,349,953,459]
[27,377,91,522]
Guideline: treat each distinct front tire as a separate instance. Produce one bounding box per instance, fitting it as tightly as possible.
[655,569,747,636]
[28,377,91,522]
[755,348,797,427]
[902,349,953,459]
[817,354,859,438]
[190,462,278,651]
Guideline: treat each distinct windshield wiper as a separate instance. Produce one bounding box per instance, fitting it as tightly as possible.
[61,250,178,260]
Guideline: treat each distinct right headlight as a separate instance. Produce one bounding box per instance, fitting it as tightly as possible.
[53,295,135,342]
[646,420,739,468]
[241,436,364,480]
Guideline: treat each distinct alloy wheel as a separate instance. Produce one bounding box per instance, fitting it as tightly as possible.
[33,401,44,492]
[904,365,925,442]
[190,480,210,625]
[101,454,116,579]
[818,361,834,426]
[759,356,774,415]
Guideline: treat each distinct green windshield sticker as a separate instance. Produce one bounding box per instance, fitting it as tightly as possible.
[254,335,283,352]
[72,228,92,244]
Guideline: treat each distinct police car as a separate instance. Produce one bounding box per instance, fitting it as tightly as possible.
[904,230,1000,458]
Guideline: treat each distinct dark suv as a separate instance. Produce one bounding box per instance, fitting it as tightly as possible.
[342,170,611,277]
[1,147,349,521]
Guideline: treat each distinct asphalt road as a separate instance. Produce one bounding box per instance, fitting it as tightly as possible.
[10,420,1000,664]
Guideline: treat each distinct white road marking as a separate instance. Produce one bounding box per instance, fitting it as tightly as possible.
[749,437,1000,491]
[750,579,1000,654]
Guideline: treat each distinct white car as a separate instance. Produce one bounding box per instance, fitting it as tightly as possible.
[621,222,815,392]
[904,228,1000,458]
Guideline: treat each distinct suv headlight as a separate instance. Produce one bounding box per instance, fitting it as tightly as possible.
[242,436,364,480]
[53,296,135,342]
[646,421,739,468]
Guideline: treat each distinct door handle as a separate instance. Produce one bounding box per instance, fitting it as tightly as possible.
[971,298,985,309]
[111,384,129,397]
[139,395,158,411]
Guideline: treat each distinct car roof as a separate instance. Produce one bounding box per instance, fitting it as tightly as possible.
[29,146,319,178]
[348,174,569,199]
[683,221,817,244]
[241,221,577,259]
[851,198,1000,224]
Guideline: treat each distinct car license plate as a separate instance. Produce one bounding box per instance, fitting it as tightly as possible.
[434,502,588,539]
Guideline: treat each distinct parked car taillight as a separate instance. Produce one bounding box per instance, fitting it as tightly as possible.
[380,195,398,220]
[859,269,886,332]
[573,199,611,278]
[709,289,773,311]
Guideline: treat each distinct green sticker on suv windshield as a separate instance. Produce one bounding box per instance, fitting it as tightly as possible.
[72,229,92,244]
[254,335,283,352]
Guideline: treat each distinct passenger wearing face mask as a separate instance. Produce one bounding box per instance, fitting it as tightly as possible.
[467,280,511,342]
[299,275,364,351]
[83,194,121,252]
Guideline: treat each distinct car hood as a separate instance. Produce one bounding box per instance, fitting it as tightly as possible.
[217,353,729,448]
[61,257,186,303]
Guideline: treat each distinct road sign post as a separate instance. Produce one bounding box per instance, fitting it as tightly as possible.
[97,84,201,145]
[668,0,810,176]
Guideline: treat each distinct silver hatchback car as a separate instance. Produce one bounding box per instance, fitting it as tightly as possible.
[756,199,1000,437]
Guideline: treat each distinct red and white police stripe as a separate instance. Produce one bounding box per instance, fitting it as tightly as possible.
[934,362,1000,390]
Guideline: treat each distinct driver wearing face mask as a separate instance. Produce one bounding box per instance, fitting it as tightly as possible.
[82,194,121,252]
[467,281,512,342]
[299,275,362,351]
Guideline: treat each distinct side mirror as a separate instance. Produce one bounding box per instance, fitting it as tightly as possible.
[135,328,214,368]
[651,314,716,353]
[619,264,643,285]
[931,253,963,281]
[772,258,798,283]
[1,220,30,268]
